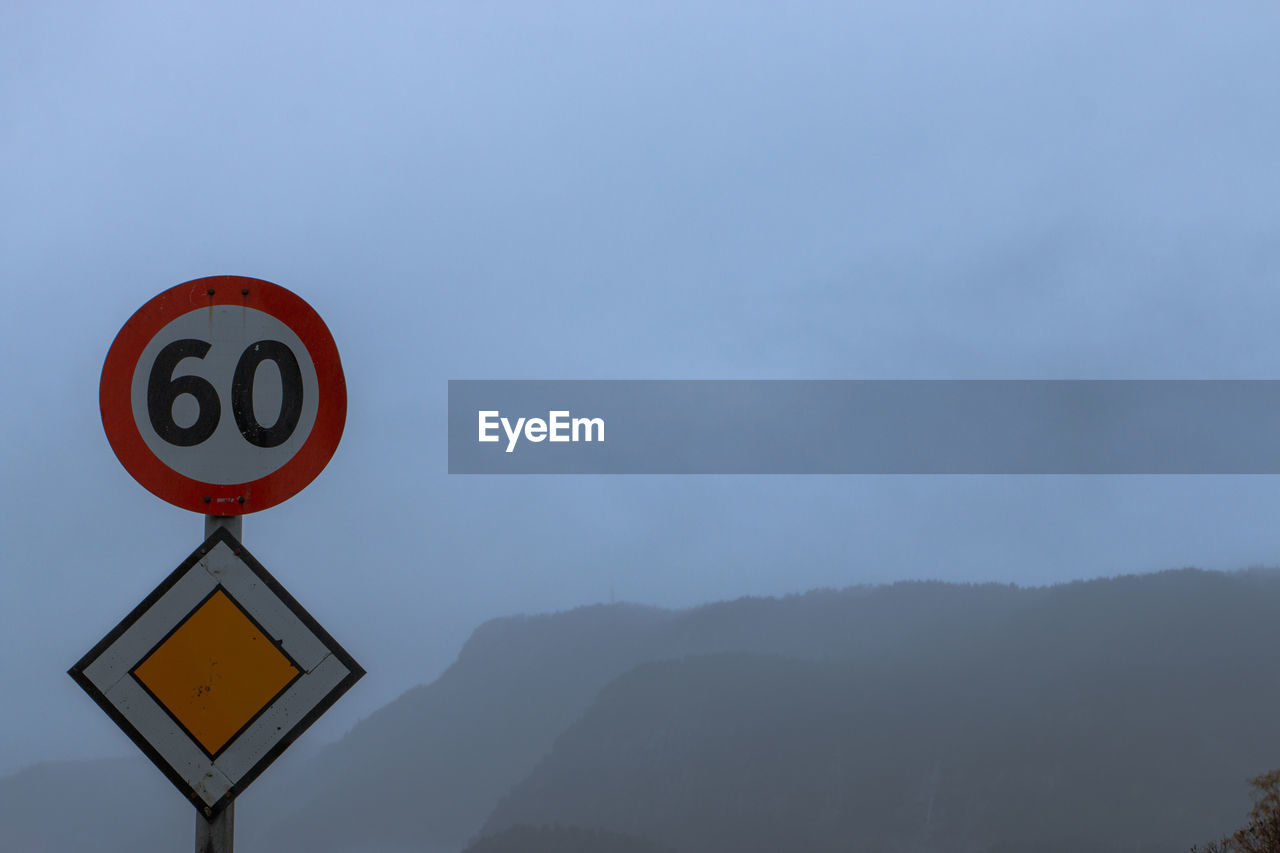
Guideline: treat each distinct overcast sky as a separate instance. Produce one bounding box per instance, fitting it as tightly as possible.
[3,1,1279,775]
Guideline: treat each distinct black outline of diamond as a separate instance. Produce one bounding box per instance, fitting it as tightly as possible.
[68,527,364,817]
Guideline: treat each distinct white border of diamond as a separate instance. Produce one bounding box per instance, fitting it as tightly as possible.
[69,529,362,814]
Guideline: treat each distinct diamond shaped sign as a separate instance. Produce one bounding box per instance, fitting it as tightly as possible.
[69,528,363,816]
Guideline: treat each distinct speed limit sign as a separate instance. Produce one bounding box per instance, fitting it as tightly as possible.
[100,276,346,514]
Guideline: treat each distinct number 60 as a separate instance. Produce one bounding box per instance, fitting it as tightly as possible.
[147,338,303,449]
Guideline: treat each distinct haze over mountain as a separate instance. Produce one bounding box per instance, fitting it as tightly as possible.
[3,568,1275,853]
[7,2,1280,784]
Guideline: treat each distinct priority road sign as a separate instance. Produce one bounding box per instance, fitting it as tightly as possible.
[68,527,363,817]
[99,276,346,514]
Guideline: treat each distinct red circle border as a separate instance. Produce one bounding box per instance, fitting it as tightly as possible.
[100,276,347,515]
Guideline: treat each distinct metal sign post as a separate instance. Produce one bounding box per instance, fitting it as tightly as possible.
[198,514,241,853]
[71,276,361,853]
[196,799,234,853]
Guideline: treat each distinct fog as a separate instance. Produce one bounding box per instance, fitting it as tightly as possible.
[3,0,1279,788]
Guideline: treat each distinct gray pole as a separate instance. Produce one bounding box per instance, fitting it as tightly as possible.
[205,514,242,539]
[196,801,234,853]
[196,514,242,853]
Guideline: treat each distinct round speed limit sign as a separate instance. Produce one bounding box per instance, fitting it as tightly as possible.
[100,276,346,514]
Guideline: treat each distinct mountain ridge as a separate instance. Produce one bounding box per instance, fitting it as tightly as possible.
[4,568,1274,853]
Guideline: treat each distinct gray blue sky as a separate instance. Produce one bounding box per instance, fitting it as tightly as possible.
[3,1,1279,774]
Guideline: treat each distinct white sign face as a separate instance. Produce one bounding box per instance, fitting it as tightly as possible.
[129,306,321,484]
[68,529,364,816]
[100,276,346,514]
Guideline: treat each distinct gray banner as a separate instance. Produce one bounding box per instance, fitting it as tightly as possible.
[447,380,1280,474]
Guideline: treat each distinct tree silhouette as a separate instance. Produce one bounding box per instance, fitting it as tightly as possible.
[1193,770,1280,852]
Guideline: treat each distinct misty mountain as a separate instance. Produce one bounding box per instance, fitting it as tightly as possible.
[251,603,677,852]
[254,579,1040,852]
[480,570,1280,852]
[0,758,187,853]
[461,824,675,853]
[3,569,1276,852]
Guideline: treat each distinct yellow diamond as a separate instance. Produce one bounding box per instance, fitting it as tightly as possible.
[133,589,300,755]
